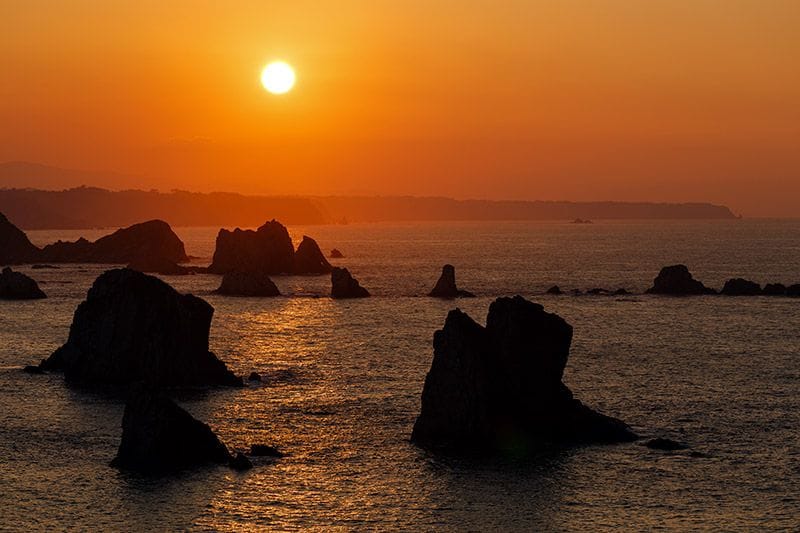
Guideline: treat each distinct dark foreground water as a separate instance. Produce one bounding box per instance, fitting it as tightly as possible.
[1,220,798,531]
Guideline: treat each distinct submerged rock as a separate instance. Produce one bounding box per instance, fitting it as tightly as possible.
[229,452,253,471]
[293,236,332,274]
[721,278,761,296]
[250,444,284,458]
[39,220,188,264]
[329,248,344,259]
[214,271,280,297]
[127,256,190,275]
[331,267,370,299]
[587,288,609,295]
[546,285,562,295]
[248,372,262,382]
[646,265,716,295]
[0,212,40,265]
[411,295,637,452]
[40,268,240,387]
[428,264,475,298]
[111,386,232,472]
[644,437,689,451]
[207,220,295,275]
[613,288,631,296]
[0,267,46,300]
[762,283,787,296]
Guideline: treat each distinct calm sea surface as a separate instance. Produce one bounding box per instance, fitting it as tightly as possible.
[1,220,798,531]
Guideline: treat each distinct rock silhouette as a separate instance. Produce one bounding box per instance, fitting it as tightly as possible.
[646,265,716,295]
[428,264,475,298]
[411,295,637,451]
[786,284,800,297]
[0,267,46,299]
[111,386,232,472]
[0,212,40,264]
[208,220,295,275]
[329,248,344,258]
[762,283,787,296]
[250,444,284,458]
[214,271,280,297]
[293,236,332,274]
[40,268,241,387]
[721,278,761,296]
[127,256,190,275]
[546,285,562,295]
[644,437,689,451]
[331,267,370,298]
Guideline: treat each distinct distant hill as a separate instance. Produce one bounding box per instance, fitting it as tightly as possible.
[0,187,736,230]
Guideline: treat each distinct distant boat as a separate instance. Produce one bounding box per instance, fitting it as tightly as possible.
[571,218,593,224]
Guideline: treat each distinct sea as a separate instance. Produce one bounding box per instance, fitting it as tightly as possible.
[0,219,798,531]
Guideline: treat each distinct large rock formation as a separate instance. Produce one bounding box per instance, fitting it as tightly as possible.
[111,386,232,472]
[208,220,295,275]
[39,220,188,264]
[721,278,762,296]
[0,267,46,299]
[293,236,332,274]
[214,271,280,297]
[787,284,800,297]
[411,295,636,451]
[331,267,370,298]
[762,283,787,296]
[0,213,40,265]
[428,264,475,298]
[40,268,241,387]
[645,265,716,295]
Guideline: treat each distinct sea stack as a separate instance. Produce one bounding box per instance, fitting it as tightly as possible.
[0,213,40,265]
[411,295,637,451]
[111,386,232,472]
[0,267,46,300]
[214,271,280,297]
[40,268,241,387]
[720,278,761,296]
[293,236,333,274]
[428,264,475,298]
[208,220,295,275]
[331,267,370,298]
[645,265,716,295]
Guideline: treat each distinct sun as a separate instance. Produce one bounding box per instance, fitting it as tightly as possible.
[261,61,296,94]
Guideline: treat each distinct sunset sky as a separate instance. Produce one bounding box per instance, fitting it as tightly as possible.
[1,0,798,216]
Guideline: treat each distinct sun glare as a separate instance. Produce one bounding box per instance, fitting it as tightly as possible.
[261,61,296,94]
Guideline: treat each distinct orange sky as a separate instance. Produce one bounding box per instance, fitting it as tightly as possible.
[1,0,798,216]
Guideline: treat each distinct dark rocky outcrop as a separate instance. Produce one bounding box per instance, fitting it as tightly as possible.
[0,267,46,299]
[721,278,761,296]
[646,265,716,295]
[23,365,45,374]
[762,283,787,296]
[39,220,188,264]
[329,248,344,259]
[0,213,40,265]
[207,220,295,275]
[613,288,631,296]
[250,444,284,458]
[331,267,370,299]
[411,295,637,452]
[111,386,232,472]
[644,437,689,451]
[127,256,190,275]
[214,271,280,297]
[40,268,240,387]
[248,372,262,382]
[428,264,475,298]
[787,284,800,297]
[229,452,253,471]
[293,236,332,274]
[546,285,562,295]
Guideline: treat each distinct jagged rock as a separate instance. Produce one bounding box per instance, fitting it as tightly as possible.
[128,256,190,275]
[411,296,637,451]
[40,268,241,387]
[214,271,280,297]
[0,267,46,299]
[111,386,232,472]
[546,285,562,295]
[721,278,761,296]
[762,283,787,296]
[250,444,284,457]
[229,452,253,471]
[0,212,40,265]
[207,220,295,275]
[39,220,187,264]
[644,437,689,451]
[787,284,800,297]
[329,248,344,259]
[428,264,475,298]
[646,265,716,295]
[331,267,370,298]
[248,372,262,382]
[293,236,332,274]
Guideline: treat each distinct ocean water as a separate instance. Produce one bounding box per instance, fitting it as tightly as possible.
[1,219,798,531]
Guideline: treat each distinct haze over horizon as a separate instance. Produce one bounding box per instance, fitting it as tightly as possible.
[2,1,798,217]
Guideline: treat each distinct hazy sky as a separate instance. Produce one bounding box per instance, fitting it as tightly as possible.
[1,0,798,216]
